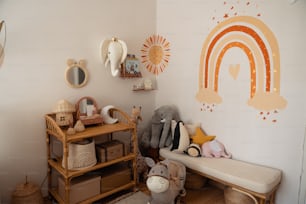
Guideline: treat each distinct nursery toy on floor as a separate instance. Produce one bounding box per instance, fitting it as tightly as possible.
[130,105,148,183]
[145,157,186,204]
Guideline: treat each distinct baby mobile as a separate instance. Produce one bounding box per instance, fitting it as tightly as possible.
[140,34,171,75]
[196,1,287,122]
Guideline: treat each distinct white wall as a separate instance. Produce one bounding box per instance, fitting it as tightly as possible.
[0,0,156,203]
[299,126,306,204]
[1,0,306,203]
[155,0,306,203]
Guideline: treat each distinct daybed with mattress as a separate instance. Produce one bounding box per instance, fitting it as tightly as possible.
[160,148,282,204]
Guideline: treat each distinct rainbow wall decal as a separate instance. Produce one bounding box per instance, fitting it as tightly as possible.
[196,16,287,113]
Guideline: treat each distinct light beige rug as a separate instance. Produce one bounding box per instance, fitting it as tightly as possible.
[107,191,150,204]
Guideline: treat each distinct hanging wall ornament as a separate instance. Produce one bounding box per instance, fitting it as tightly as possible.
[101,37,128,77]
[140,34,170,75]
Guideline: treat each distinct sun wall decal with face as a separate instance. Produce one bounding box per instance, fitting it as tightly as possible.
[140,35,170,75]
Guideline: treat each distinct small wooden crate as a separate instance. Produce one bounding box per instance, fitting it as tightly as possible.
[100,165,132,193]
[96,145,106,163]
[58,175,100,204]
[96,140,124,162]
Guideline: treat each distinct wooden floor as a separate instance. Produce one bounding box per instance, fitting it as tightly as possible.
[183,186,225,204]
[44,181,226,204]
[138,181,225,204]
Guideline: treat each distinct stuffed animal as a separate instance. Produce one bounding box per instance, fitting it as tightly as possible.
[130,105,149,182]
[201,139,232,158]
[136,150,149,183]
[185,143,202,157]
[145,158,186,204]
[130,106,142,125]
[140,105,180,149]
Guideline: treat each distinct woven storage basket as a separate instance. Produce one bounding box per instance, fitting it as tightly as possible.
[11,182,43,204]
[224,187,257,204]
[62,139,97,170]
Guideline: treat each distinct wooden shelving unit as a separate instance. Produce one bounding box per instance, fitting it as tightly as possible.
[45,108,137,204]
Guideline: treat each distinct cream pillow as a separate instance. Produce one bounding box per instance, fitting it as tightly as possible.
[171,120,190,152]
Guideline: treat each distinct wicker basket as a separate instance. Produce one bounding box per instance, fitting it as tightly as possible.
[62,139,97,170]
[11,182,43,204]
[185,172,207,189]
[224,187,257,204]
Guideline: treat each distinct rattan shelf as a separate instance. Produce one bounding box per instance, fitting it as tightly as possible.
[45,108,138,204]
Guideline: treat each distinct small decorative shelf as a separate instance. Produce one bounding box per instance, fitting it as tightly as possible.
[132,88,154,92]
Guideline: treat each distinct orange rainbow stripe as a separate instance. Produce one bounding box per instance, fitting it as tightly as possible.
[199,16,280,98]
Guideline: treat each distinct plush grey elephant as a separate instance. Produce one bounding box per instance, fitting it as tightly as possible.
[140,105,180,149]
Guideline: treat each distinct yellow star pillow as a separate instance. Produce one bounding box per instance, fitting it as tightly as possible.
[191,127,215,145]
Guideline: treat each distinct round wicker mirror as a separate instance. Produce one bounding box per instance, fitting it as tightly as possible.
[65,59,88,88]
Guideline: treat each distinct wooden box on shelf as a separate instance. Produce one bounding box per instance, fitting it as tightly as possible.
[58,175,101,204]
[96,145,106,163]
[100,165,132,193]
[97,140,125,162]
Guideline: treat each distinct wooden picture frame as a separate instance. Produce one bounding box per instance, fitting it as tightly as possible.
[120,55,142,78]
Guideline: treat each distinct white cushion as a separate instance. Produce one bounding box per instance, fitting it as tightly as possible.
[160,148,281,194]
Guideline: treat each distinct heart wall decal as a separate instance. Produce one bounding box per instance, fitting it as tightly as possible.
[229,64,240,80]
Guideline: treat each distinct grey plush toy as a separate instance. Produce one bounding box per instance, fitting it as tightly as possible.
[145,157,186,204]
[140,105,180,150]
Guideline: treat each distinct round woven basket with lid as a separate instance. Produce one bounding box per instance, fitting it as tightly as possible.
[185,171,207,189]
[224,187,257,204]
[11,181,43,204]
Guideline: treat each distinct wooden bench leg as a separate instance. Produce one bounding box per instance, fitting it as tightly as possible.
[230,188,258,204]
[269,191,276,204]
[258,198,265,204]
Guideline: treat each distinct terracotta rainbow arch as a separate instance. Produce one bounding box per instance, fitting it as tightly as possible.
[196,16,287,111]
